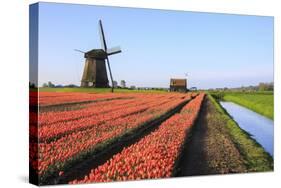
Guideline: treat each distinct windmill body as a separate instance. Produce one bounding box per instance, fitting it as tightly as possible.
[78,20,121,89]
[81,49,109,87]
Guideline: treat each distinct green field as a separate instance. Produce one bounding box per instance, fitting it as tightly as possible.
[211,92,273,119]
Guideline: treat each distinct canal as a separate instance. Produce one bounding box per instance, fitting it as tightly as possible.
[220,101,273,157]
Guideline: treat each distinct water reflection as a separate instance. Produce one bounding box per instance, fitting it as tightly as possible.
[220,101,273,157]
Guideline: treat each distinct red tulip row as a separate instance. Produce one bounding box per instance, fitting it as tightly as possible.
[37,94,186,142]
[38,94,174,126]
[38,98,135,126]
[69,93,205,184]
[31,94,175,142]
[32,94,192,176]
[38,92,127,106]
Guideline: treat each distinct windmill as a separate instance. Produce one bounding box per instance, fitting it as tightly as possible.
[75,20,121,92]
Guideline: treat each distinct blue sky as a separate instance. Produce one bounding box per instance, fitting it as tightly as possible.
[36,2,273,89]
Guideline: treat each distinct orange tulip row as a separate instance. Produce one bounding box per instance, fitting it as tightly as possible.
[38,94,186,142]
[39,92,126,106]
[38,93,176,127]
[39,93,184,126]
[38,98,135,126]
[31,93,192,177]
[29,92,118,106]
[69,93,205,184]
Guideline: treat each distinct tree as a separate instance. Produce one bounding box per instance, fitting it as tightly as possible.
[258,82,274,91]
[258,82,266,91]
[48,81,55,88]
[113,81,118,88]
[120,80,126,88]
[42,83,48,87]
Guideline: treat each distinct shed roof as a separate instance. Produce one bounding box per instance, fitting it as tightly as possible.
[170,78,187,86]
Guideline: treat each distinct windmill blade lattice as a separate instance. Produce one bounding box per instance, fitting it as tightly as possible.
[99,20,107,51]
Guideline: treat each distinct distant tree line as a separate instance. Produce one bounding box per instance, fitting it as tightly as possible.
[41,81,79,88]
[208,82,274,92]
[258,82,274,91]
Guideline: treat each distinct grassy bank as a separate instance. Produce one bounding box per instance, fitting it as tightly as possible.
[208,94,273,172]
[211,92,273,119]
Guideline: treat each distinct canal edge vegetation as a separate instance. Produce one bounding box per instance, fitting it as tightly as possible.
[208,94,273,172]
[210,92,273,120]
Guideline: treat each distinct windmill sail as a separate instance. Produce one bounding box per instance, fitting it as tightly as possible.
[99,20,107,51]
[74,49,86,54]
[107,46,122,56]
[98,19,115,92]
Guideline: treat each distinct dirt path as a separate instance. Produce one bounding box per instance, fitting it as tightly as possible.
[177,96,247,176]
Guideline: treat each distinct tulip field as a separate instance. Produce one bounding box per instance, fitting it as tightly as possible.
[30,91,205,185]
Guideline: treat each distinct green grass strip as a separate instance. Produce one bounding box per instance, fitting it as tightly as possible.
[223,94,273,120]
[208,94,273,172]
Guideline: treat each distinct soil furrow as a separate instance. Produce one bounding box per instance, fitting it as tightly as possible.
[176,96,247,176]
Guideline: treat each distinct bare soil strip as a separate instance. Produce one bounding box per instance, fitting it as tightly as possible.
[177,96,247,176]
[41,96,195,185]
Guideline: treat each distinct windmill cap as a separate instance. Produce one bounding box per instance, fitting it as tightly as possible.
[85,49,107,59]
